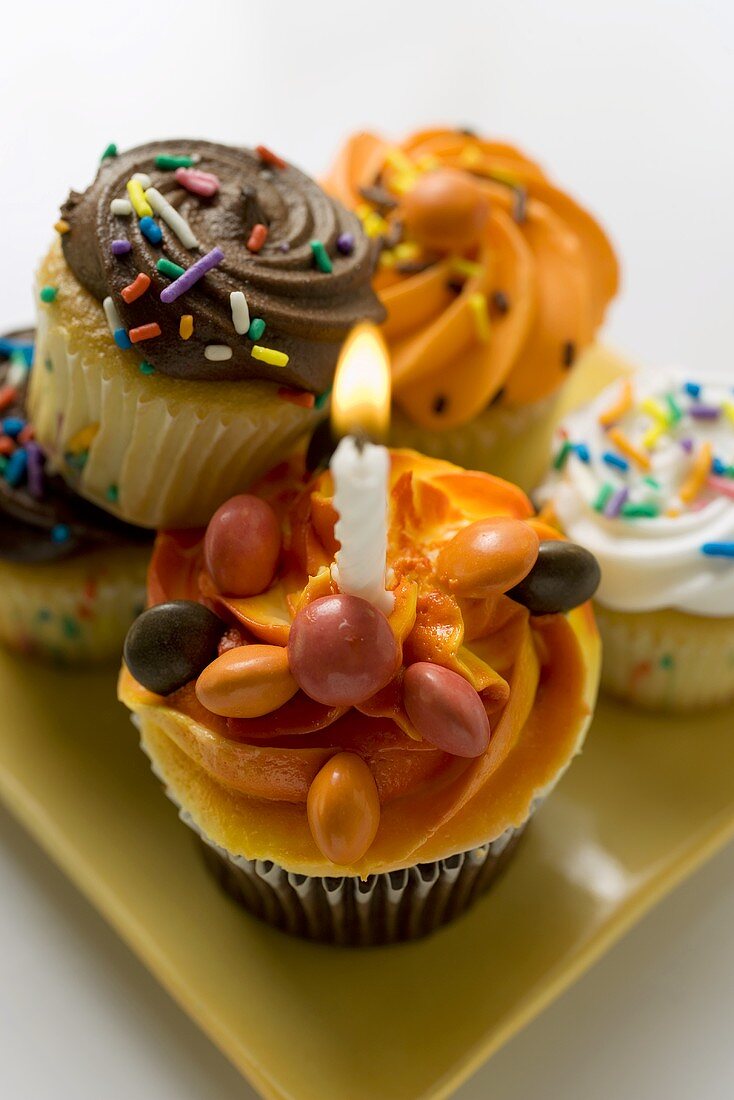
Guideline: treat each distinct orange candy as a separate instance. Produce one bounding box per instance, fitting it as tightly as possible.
[400,168,489,252]
[195,644,297,718]
[436,517,539,597]
[307,752,381,865]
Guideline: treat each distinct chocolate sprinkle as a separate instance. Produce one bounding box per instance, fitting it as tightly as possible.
[562,341,576,369]
[359,185,398,211]
[491,290,510,315]
[512,187,528,224]
[432,394,449,415]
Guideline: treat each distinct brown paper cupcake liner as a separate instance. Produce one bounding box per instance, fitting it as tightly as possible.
[194,822,526,947]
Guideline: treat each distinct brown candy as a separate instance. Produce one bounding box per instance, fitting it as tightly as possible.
[307,752,381,865]
[195,644,297,718]
[436,517,539,598]
[400,168,490,252]
[403,662,490,758]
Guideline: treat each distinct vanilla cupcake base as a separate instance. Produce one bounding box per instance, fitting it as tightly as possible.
[390,392,560,495]
[31,243,321,530]
[595,603,734,711]
[0,546,148,664]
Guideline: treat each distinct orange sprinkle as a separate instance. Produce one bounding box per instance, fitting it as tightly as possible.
[0,384,18,412]
[256,144,286,169]
[129,322,161,344]
[55,219,70,235]
[0,436,14,456]
[179,315,193,340]
[277,387,315,409]
[679,441,713,504]
[607,427,651,471]
[120,272,151,304]
[18,424,35,444]
[598,378,633,427]
[247,223,268,252]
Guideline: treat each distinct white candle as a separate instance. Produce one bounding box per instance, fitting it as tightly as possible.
[331,435,394,615]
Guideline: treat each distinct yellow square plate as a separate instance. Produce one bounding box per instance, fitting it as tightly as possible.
[0,656,732,1100]
[1,348,733,1100]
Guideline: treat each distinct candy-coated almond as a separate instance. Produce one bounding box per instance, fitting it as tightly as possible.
[403,662,490,758]
[401,168,489,252]
[196,644,297,718]
[307,752,380,865]
[436,517,539,597]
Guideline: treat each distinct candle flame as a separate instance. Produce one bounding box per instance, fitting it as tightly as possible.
[331,323,391,441]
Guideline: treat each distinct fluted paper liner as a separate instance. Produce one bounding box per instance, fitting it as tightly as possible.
[31,257,320,529]
[195,821,526,946]
[0,545,148,664]
[595,603,734,711]
[137,718,531,946]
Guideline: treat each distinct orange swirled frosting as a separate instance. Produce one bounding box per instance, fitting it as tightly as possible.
[119,451,600,876]
[324,128,619,430]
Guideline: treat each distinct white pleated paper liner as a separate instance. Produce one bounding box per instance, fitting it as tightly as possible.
[595,602,734,711]
[30,304,321,530]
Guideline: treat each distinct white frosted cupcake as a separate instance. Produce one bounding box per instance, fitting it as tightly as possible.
[538,371,734,710]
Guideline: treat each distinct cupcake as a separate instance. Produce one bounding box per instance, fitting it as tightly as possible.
[0,329,150,663]
[323,127,619,489]
[120,450,601,945]
[30,140,384,529]
[537,372,734,710]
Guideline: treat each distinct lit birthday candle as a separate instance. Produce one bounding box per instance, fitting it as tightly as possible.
[330,323,394,615]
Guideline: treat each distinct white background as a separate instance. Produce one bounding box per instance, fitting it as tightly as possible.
[1,1,733,1096]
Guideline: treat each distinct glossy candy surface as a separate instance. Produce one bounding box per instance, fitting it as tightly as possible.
[196,645,298,718]
[288,594,398,706]
[124,601,223,696]
[306,752,381,864]
[204,495,281,597]
[403,662,490,758]
[436,517,539,597]
[508,540,601,614]
[400,168,489,252]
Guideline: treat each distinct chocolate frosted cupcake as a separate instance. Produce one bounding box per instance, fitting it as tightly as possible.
[0,330,150,663]
[120,451,601,945]
[324,127,619,490]
[31,140,383,528]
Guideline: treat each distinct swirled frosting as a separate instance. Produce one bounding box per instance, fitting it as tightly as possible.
[60,140,384,391]
[0,329,149,563]
[324,127,619,429]
[537,373,734,615]
[120,451,599,875]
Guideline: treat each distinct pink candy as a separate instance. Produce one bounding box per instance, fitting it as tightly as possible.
[174,167,221,197]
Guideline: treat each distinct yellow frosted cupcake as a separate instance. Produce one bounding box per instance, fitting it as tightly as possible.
[0,329,149,663]
[31,140,383,529]
[538,371,734,710]
[323,127,619,490]
[120,450,601,944]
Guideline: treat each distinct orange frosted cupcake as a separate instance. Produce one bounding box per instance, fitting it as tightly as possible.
[120,450,601,944]
[324,127,619,490]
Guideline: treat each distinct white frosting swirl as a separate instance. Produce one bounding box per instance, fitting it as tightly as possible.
[537,372,734,616]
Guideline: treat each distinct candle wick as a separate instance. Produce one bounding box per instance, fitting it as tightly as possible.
[352,428,369,454]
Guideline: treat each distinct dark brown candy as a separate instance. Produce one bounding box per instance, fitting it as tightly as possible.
[507,540,601,615]
[124,600,224,695]
[305,418,337,472]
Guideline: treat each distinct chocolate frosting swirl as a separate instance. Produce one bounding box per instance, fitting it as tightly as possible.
[0,331,150,564]
[60,140,385,391]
